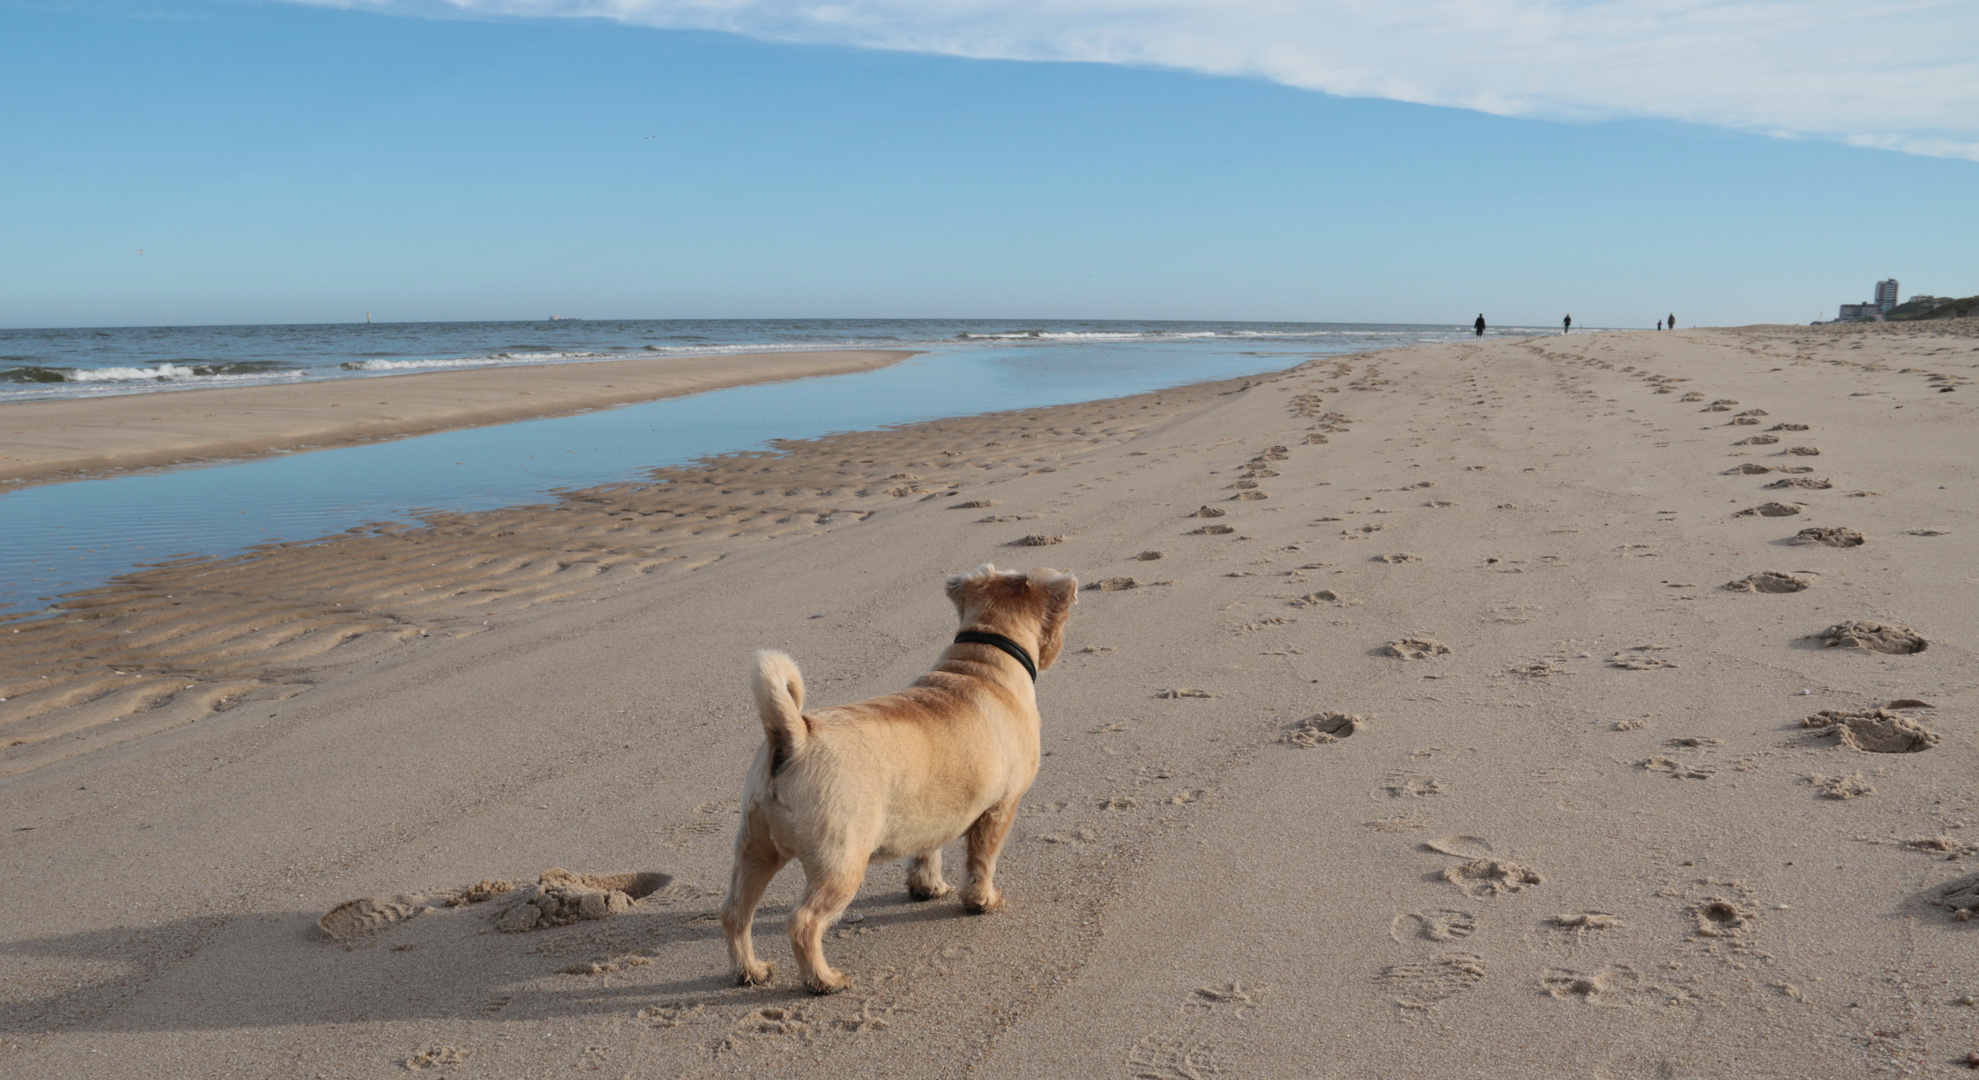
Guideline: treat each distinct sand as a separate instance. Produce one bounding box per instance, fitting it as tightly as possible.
[1,322,1975,1078]
[0,349,910,486]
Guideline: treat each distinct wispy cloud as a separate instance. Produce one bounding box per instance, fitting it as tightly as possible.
[299,0,1979,161]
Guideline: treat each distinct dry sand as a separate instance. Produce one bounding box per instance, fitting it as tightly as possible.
[0,349,909,486]
[2,323,1976,1079]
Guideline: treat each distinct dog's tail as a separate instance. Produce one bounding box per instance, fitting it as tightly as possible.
[751,649,808,775]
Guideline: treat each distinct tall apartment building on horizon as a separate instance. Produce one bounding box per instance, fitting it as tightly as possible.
[1876,278,1899,313]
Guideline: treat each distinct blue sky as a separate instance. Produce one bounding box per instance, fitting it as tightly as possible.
[3,0,1974,329]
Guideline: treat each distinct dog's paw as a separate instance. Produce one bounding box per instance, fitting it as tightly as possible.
[961,888,1005,915]
[736,962,775,987]
[804,970,850,995]
[907,882,952,902]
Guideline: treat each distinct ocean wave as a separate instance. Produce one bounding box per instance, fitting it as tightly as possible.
[1,360,295,384]
[340,351,615,371]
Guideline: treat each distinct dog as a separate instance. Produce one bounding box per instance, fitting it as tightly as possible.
[720,563,1077,994]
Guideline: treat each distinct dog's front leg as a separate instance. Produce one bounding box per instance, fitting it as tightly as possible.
[722,831,789,986]
[790,854,868,994]
[905,850,952,901]
[961,798,1019,914]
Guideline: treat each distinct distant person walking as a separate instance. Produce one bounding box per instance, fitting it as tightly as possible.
[1474,314,1486,337]
[1563,314,1572,334]
[1668,313,1676,330]
[1657,319,1664,331]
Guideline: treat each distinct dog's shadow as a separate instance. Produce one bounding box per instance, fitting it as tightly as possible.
[0,888,972,1036]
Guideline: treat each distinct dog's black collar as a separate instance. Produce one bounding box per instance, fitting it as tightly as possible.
[952,630,1038,682]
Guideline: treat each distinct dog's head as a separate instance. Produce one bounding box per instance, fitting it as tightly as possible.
[945,563,1078,672]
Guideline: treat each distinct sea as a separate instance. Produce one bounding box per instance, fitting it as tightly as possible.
[0,318,1541,614]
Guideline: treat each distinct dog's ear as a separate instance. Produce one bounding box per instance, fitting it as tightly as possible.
[946,563,999,613]
[1029,569,1078,672]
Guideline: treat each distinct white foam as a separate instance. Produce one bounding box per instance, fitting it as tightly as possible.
[344,351,613,371]
[69,364,205,382]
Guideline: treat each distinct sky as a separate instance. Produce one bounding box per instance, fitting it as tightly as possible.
[2,0,1975,329]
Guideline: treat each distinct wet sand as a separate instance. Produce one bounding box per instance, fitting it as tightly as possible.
[1,323,1976,1079]
[0,349,910,487]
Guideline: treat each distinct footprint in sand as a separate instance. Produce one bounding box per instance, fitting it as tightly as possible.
[1390,909,1479,943]
[1723,571,1811,593]
[1183,981,1269,1016]
[722,1006,815,1050]
[1804,772,1876,799]
[1802,707,1939,752]
[1548,912,1625,935]
[1127,1034,1229,1080]
[1422,835,1496,859]
[1734,435,1780,446]
[1812,621,1927,654]
[1442,859,1544,898]
[1687,897,1757,940]
[1734,502,1803,518]
[1764,477,1832,490]
[1782,445,1821,456]
[1640,756,1716,780]
[1608,646,1677,670]
[635,1002,708,1029]
[1384,638,1450,659]
[1013,534,1067,547]
[1127,982,1266,1079]
[403,1046,470,1070]
[1929,873,1979,921]
[1379,953,1487,1010]
[1280,711,1368,746]
[491,869,672,932]
[319,896,430,942]
[1189,524,1236,536]
[1794,526,1864,547]
[1540,965,1653,1006]
[1375,771,1445,799]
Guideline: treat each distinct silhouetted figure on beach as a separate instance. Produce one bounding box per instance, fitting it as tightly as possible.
[1563,315,1572,334]
[1668,313,1676,330]
[1657,319,1663,331]
[1474,314,1486,337]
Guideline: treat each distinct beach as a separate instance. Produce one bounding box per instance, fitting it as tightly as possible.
[1,322,1975,1078]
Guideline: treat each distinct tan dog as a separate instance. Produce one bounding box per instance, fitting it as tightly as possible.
[720,564,1077,994]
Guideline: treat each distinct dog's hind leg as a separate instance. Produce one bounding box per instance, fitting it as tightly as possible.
[905,850,951,901]
[721,831,788,986]
[789,854,867,995]
[961,797,1019,914]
